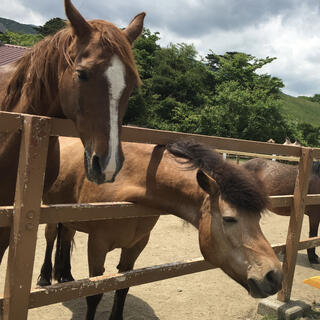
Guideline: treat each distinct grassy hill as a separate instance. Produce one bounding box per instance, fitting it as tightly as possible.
[280,93,320,127]
[0,17,37,34]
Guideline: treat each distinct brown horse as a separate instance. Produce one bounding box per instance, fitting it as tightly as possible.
[243,158,320,264]
[0,0,144,263]
[40,138,282,320]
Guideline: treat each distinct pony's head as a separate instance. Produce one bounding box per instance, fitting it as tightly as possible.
[60,0,144,183]
[167,141,283,298]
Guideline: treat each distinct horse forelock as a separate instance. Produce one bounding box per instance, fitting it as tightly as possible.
[167,141,268,215]
[1,19,140,113]
[217,163,268,215]
[88,20,141,86]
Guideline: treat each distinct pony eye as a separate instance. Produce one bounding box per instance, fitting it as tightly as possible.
[223,216,237,223]
[76,69,88,81]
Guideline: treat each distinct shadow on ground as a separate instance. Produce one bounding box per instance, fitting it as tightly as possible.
[63,292,159,320]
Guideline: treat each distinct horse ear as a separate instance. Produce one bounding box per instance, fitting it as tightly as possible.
[123,12,146,44]
[64,0,92,39]
[196,170,219,196]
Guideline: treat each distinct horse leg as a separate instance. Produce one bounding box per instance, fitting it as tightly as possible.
[53,224,76,283]
[308,212,320,264]
[109,234,150,320]
[0,227,11,265]
[86,234,107,320]
[37,224,58,286]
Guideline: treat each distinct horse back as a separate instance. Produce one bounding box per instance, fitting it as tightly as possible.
[243,158,298,196]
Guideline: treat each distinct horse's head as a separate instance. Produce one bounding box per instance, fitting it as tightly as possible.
[166,141,282,298]
[59,0,144,184]
[197,170,283,298]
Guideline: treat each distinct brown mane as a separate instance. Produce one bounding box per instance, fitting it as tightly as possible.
[1,20,140,114]
[166,141,268,214]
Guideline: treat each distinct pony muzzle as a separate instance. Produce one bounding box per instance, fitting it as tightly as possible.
[247,269,283,298]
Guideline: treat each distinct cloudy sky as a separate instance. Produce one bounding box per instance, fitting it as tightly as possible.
[2,0,320,97]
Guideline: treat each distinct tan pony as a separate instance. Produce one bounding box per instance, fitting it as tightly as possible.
[0,0,144,263]
[40,138,283,320]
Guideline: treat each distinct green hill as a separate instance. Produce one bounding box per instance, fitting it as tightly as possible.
[280,93,320,127]
[0,17,37,34]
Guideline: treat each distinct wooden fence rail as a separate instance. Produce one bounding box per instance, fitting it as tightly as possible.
[0,111,320,318]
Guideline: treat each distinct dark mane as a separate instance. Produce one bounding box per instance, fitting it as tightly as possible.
[1,20,140,113]
[166,141,268,214]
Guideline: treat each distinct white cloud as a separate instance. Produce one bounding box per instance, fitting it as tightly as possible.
[1,0,46,25]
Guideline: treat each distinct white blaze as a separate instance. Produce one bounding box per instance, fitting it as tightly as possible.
[103,54,126,180]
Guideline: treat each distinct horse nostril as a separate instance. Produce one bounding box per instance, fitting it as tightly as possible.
[92,154,102,176]
[265,270,282,291]
[266,270,276,283]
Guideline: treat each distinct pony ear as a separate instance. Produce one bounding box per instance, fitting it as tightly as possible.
[196,170,219,196]
[65,0,92,39]
[123,12,146,44]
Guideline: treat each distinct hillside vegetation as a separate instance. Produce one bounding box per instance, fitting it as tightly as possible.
[280,93,320,127]
[0,17,37,34]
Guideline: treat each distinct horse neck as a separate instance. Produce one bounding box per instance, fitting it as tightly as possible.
[116,144,206,228]
[52,141,206,228]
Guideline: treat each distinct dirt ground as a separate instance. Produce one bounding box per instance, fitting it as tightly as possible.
[0,212,320,320]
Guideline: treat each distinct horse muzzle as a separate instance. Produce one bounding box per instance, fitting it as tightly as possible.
[84,149,124,184]
[247,269,283,298]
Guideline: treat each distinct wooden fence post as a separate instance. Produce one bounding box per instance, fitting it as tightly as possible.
[277,147,313,302]
[2,116,50,320]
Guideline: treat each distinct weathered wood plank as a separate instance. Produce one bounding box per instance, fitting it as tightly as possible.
[273,236,320,254]
[0,235,317,312]
[217,149,300,162]
[50,118,78,137]
[269,195,293,208]
[3,117,50,320]
[39,202,165,224]
[48,119,303,156]
[278,147,314,302]
[1,192,320,227]
[0,258,213,309]
[121,126,302,157]
[0,111,22,133]
[3,111,320,158]
[0,203,165,227]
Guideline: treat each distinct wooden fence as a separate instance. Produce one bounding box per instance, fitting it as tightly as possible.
[0,110,320,319]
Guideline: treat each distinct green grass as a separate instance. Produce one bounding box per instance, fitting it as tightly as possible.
[280,93,320,127]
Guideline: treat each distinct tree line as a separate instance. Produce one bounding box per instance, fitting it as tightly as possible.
[1,18,320,146]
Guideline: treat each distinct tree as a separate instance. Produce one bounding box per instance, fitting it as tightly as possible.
[198,52,289,141]
[296,122,320,147]
[0,30,42,46]
[309,94,320,104]
[125,30,305,144]
[34,18,66,36]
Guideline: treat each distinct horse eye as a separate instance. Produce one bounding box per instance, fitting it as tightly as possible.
[223,216,237,223]
[76,69,88,81]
